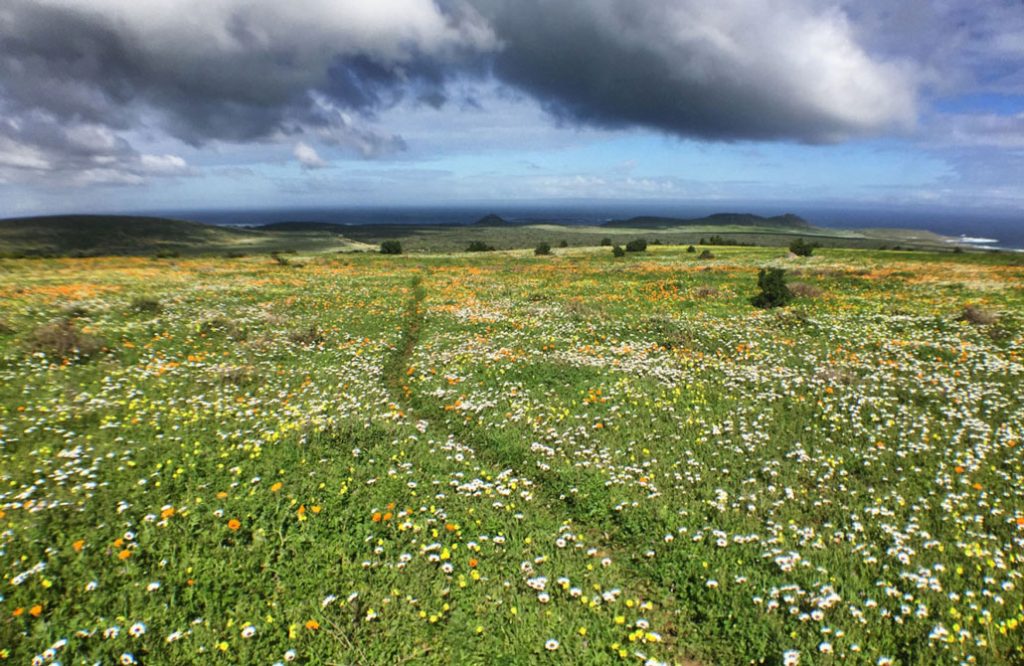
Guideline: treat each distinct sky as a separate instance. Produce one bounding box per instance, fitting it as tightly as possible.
[0,0,1022,218]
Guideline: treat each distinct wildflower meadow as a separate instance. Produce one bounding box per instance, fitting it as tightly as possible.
[1,245,1022,665]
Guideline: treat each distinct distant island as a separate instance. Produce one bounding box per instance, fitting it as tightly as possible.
[605,212,812,229]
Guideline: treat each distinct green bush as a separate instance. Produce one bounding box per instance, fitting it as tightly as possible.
[466,241,495,252]
[559,240,569,248]
[625,238,647,253]
[612,245,626,257]
[380,240,403,255]
[534,242,551,256]
[686,245,696,253]
[699,249,714,260]
[751,268,793,309]
[129,297,162,314]
[600,237,612,246]
[789,238,817,257]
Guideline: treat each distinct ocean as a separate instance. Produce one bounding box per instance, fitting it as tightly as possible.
[154,203,1024,250]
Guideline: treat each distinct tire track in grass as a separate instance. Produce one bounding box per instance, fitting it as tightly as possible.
[381,274,706,664]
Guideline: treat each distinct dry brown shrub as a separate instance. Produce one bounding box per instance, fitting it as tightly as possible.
[199,316,246,340]
[25,319,105,360]
[288,325,323,346]
[960,306,998,326]
[788,282,823,298]
[693,285,720,299]
[216,365,258,386]
[60,302,90,318]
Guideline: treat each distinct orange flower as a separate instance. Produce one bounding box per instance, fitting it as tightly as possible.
[118,549,132,560]
[113,537,124,548]
[371,512,383,523]
[973,483,983,491]
[12,607,24,617]
[305,619,320,631]
[445,523,457,532]
[227,518,241,531]
[29,604,43,617]
[382,511,393,522]
[270,482,283,493]
[72,539,85,553]
[311,505,322,514]
[217,491,229,499]
[161,507,175,519]
[954,466,965,474]
[468,558,478,568]
[1016,517,1024,526]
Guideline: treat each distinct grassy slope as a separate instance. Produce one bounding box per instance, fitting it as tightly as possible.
[0,213,980,258]
[333,222,957,253]
[0,215,369,256]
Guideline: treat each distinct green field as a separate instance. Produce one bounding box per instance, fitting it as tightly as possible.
[0,214,965,257]
[1,246,1022,665]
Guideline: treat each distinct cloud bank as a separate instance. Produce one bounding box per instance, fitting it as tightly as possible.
[0,0,921,186]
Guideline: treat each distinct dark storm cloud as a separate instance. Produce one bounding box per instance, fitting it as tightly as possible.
[0,0,928,185]
[471,0,916,143]
[0,0,493,151]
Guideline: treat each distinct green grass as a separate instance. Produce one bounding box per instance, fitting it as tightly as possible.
[0,214,989,258]
[0,215,368,257]
[0,247,1022,665]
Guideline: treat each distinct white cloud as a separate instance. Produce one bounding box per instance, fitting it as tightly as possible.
[294,142,329,169]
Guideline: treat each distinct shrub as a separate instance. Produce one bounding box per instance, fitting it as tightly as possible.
[960,306,998,326]
[693,286,720,299]
[789,238,817,257]
[25,319,105,360]
[751,268,793,309]
[60,302,90,318]
[466,241,495,252]
[380,240,403,255]
[0,319,13,335]
[612,245,626,257]
[216,365,258,386]
[788,282,823,299]
[600,237,612,246]
[129,297,162,314]
[534,242,551,256]
[698,250,714,260]
[686,245,696,253]
[155,250,180,259]
[271,252,291,266]
[198,316,246,340]
[289,325,324,346]
[625,238,647,253]
[559,240,569,248]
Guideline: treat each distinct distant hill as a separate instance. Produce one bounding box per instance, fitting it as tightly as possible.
[0,215,358,256]
[472,214,510,226]
[606,212,812,229]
